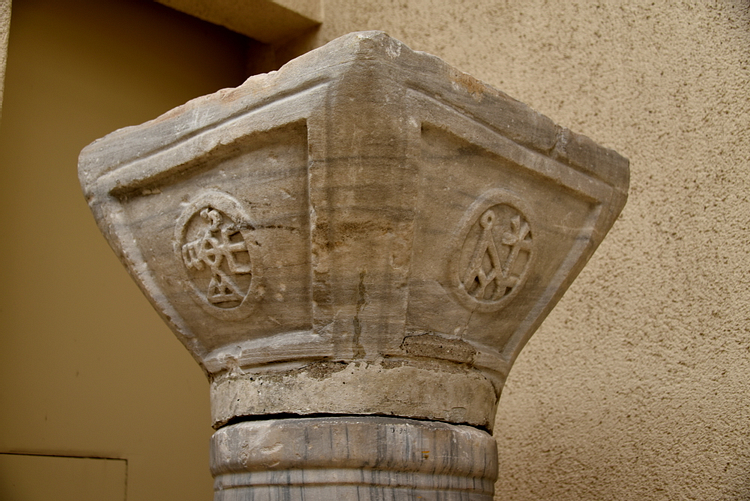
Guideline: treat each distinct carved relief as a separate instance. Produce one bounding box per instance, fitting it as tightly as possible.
[175,190,261,321]
[451,191,534,312]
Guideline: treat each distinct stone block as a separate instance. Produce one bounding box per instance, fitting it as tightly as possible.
[79,31,628,432]
[210,416,497,500]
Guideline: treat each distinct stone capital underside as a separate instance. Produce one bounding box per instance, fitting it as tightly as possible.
[78,32,628,432]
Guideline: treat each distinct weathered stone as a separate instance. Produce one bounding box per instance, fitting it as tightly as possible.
[78,31,628,499]
[210,416,498,500]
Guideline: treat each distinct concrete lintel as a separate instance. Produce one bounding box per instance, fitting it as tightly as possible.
[155,0,321,44]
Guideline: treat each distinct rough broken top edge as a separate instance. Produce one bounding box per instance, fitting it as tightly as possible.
[78,30,629,195]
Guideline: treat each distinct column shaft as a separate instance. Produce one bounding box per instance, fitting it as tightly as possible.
[210,417,498,501]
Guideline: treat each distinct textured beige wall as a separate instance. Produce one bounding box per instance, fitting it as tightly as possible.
[0,0,246,499]
[303,1,750,500]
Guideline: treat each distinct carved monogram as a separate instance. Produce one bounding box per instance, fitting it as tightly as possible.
[175,190,260,320]
[181,208,252,308]
[453,195,534,312]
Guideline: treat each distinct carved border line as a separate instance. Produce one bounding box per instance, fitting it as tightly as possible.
[96,80,330,196]
[90,84,331,366]
[405,88,616,373]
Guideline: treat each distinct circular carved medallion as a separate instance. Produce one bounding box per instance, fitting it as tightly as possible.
[174,190,261,321]
[451,191,534,312]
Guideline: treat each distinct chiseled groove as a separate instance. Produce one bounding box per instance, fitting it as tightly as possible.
[99,77,330,180]
[406,83,623,187]
[214,469,495,494]
[407,83,553,152]
[100,88,327,200]
[409,88,611,202]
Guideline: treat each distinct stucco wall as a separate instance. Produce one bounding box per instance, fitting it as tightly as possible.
[303,1,749,499]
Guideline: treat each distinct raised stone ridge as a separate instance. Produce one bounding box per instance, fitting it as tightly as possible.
[79,31,627,192]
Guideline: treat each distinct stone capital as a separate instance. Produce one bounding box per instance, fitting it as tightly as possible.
[79,31,628,433]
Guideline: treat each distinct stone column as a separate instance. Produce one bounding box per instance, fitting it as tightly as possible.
[79,31,628,500]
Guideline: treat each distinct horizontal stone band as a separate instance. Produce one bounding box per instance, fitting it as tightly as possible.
[214,469,495,494]
[211,417,497,500]
[210,360,499,430]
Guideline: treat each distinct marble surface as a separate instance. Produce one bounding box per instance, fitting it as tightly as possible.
[210,416,497,501]
[79,31,628,431]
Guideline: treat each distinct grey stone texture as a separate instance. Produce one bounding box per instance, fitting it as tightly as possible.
[78,31,628,498]
[210,416,497,500]
[79,31,627,431]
